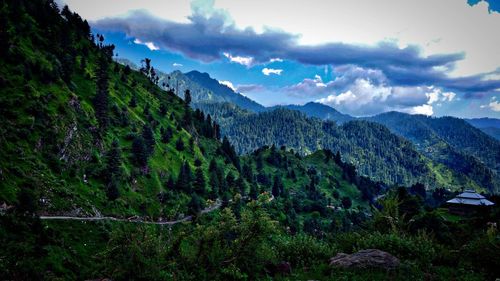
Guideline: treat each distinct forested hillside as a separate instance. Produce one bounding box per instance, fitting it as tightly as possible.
[158,70,266,112]
[369,112,500,191]
[1,1,499,280]
[0,0,244,218]
[273,102,355,124]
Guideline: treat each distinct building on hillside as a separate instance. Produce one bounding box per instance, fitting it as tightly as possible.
[446,189,495,215]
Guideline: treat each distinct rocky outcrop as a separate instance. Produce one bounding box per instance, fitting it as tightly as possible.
[329,249,400,270]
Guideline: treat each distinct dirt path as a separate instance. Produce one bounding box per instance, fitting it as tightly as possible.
[39,200,221,225]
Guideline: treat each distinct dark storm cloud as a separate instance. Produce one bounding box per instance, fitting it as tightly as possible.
[94,10,500,96]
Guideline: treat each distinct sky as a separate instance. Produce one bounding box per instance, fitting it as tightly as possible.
[58,0,500,118]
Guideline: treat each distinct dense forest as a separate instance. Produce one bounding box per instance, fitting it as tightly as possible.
[369,112,500,192]
[196,102,494,192]
[0,1,499,280]
[161,70,499,193]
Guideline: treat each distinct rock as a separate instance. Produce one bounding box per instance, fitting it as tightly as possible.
[276,261,292,275]
[329,249,400,270]
[265,261,292,276]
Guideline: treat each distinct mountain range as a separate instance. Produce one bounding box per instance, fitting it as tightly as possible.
[156,69,500,192]
[1,2,499,279]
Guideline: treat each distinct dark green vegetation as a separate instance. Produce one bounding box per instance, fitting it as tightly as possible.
[161,70,266,112]
[368,112,500,192]
[161,69,500,192]
[0,0,238,218]
[197,103,495,191]
[1,1,499,280]
[272,101,355,124]
[466,117,500,140]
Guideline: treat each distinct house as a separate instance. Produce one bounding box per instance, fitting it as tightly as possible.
[446,189,494,215]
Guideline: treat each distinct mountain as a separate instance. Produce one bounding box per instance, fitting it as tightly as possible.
[197,103,489,191]
[0,1,244,218]
[272,102,354,124]
[368,112,500,191]
[466,117,500,140]
[466,117,500,129]
[1,2,498,280]
[476,127,500,140]
[159,70,266,112]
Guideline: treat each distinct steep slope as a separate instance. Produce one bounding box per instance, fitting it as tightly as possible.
[369,112,499,191]
[273,102,354,124]
[466,117,500,129]
[159,70,267,112]
[0,0,240,218]
[199,105,481,190]
[476,127,500,140]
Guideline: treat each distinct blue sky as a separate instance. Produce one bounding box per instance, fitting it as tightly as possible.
[60,0,500,118]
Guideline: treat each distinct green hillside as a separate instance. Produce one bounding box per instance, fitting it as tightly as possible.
[369,112,499,192]
[0,0,241,218]
[198,103,487,191]
[1,1,499,281]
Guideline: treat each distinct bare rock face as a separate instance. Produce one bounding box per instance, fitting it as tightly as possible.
[329,249,400,270]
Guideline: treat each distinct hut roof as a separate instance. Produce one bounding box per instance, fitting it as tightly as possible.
[446,190,494,206]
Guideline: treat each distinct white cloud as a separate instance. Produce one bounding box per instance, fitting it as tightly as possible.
[262,68,283,76]
[223,52,254,66]
[313,76,456,116]
[213,0,500,77]
[219,80,236,91]
[172,63,183,67]
[133,38,159,51]
[58,0,191,23]
[441,92,456,102]
[269,58,283,62]
[406,104,434,116]
[488,101,500,112]
[62,0,500,78]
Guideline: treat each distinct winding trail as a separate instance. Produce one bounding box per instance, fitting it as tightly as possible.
[39,200,222,225]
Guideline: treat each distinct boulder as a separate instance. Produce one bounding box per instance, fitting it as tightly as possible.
[329,249,400,270]
[265,261,292,276]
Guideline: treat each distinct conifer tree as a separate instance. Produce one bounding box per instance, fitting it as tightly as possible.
[141,124,155,155]
[187,193,203,216]
[105,140,122,180]
[193,167,206,195]
[176,162,192,193]
[132,136,148,168]
[175,137,185,151]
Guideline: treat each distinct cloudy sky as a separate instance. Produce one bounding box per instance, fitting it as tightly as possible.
[59,0,500,118]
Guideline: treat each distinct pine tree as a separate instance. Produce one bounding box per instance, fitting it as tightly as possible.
[166,175,175,190]
[175,137,185,151]
[193,167,206,195]
[272,175,282,197]
[129,94,137,108]
[341,196,352,209]
[176,162,192,193]
[161,127,173,143]
[105,140,122,180]
[141,124,155,155]
[184,89,192,105]
[249,183,258,200]
[159,103,167,116]
[209,170,220,199]
[131,136,148,167]
[183,89,192,126]
[106,179,120,201]
[236,177,247,197]
[187,193,203,216]
[242,162,254,183]
[93,56,109,130]
[226,172,235,192]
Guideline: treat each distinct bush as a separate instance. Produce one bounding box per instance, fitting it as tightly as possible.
[334,231,437,268]
[273,233,335,268]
